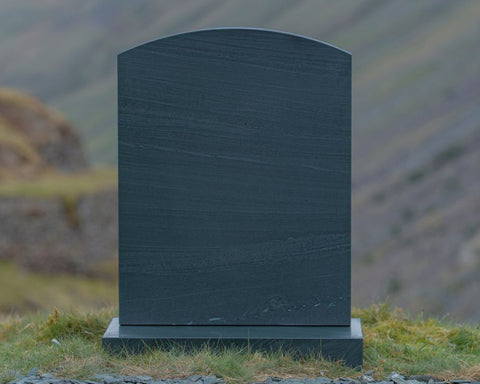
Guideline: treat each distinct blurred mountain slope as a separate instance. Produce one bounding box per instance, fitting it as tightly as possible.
[0,88,117,278]
[0,1,477,166]
[0,0,479,321]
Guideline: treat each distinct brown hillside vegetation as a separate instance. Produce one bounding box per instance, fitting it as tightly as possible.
[0,88,87,179]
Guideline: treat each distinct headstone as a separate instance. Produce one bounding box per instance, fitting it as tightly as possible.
[103,28,362,367]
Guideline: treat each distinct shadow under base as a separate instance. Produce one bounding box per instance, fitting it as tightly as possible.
[102,318,363,367]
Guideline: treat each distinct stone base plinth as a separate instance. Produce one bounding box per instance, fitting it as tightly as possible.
[102,318,363,367]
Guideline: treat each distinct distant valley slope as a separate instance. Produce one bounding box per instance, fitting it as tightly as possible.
[0,88,117,279]
[0,0,479,322]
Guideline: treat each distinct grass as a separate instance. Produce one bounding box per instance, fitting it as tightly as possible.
[0,167,117,199]
[1,305,479,384]
[0,261,117,316]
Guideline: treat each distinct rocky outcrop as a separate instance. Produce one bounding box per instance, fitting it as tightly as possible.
[0,89,88,178]
[0,189,117,274]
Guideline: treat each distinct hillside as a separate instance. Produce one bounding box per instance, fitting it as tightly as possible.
[0,1,479,322]
[0,89,87,178]
[0,89,117,314]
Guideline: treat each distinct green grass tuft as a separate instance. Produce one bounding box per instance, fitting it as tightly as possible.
[353,305,480,378]
[39,308,109,342]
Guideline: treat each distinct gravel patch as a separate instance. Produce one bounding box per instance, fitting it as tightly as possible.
[6,371,480,384]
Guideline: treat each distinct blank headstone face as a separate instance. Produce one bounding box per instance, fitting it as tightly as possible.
[119,28,351,326]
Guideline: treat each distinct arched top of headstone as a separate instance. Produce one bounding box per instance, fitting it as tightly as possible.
[120,27,351,58]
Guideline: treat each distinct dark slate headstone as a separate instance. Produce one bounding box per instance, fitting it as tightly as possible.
[104,28,362,367]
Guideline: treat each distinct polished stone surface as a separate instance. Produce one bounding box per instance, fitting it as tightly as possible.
[118,28,351,327]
